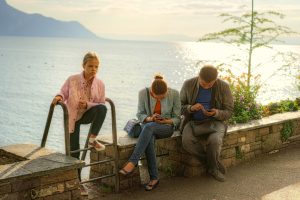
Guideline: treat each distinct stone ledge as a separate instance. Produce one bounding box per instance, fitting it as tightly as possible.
[227,111,300,134]
[0,144,84,182]
[98,130,181,147]
[97,111,300,147]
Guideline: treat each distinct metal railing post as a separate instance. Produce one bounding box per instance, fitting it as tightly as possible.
[41,104,55,148]
[105,98,120,193]
[58,102,70,156]
[41,101,70,156]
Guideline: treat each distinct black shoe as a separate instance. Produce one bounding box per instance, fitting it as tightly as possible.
[218,161,227,175]
[208,169,226,182]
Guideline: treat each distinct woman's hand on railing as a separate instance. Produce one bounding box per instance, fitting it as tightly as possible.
[52,95,62,105]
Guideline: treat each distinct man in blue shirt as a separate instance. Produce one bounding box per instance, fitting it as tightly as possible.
[180,65,234,182]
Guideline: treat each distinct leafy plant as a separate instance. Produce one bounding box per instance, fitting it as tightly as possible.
[263,99,299,116]
[99,183,113,193]
[296,98,300,106]
[219,68,263,124]
[235,146,244,160]
[164,163,176,177]
[297,74,300,91]
[280,121,294,142]
[280,100,299,112]
[264,102,281,116]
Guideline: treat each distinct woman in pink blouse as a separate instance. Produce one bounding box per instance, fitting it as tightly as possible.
[52,52,107,160]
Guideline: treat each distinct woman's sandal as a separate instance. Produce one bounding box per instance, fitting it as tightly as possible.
[119,168,134,176]
[88,137,105,151]
[144,180,160,191]
[119,162,138,176]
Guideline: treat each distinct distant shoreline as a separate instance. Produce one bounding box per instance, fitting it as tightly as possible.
[0,35,300,45]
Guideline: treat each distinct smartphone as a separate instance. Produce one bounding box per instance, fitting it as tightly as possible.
[155,115,163,120]
[203,108,213,113]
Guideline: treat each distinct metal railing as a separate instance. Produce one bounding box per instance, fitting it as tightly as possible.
[41,98,120,192]
[41,101,70,155]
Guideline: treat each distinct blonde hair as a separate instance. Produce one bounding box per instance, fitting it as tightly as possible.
[82,52,99,66]
[151,74,168,95]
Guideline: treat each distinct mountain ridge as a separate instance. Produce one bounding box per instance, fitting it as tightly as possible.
[0,0,98,38]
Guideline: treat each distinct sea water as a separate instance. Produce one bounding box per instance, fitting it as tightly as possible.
[0,36,299,153]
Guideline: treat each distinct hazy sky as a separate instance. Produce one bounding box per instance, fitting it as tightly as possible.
[7,0,300,41]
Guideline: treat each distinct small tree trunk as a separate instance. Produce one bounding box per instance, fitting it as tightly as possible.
[247,0,254,88]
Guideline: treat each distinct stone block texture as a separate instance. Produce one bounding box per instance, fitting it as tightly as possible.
[0,169,80,200]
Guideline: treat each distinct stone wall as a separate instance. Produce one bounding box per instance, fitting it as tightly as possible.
[91,111,300,190]
[158,112,300,177]
[0,144,83,200]
[0,170,81,200]
[90,145,141,191]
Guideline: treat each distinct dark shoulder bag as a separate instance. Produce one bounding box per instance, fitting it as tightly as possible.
[188,80,218,136]
[124,88,150,138]
[190,119,216,136]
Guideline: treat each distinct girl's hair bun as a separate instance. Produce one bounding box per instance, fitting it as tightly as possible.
[152,73,167,95]
[154,74,163,80]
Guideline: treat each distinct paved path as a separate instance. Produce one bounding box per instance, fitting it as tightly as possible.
[84,143,300,200]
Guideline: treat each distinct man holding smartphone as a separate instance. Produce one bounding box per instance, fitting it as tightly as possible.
[180,65,234,182]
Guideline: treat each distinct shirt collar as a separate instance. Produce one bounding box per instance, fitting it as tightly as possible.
[80,71,95,86]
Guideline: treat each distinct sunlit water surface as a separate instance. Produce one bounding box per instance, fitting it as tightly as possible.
[0,36,299,153]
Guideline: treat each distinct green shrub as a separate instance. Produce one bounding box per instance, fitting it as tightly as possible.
[219,67,298,124]
[164,163,176,177]
[281,121,294,142]
[280,100,299,112]
[99,183,113,193]
[235,146,244,160]
[220,70,263,124]
[263,100,299,116]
